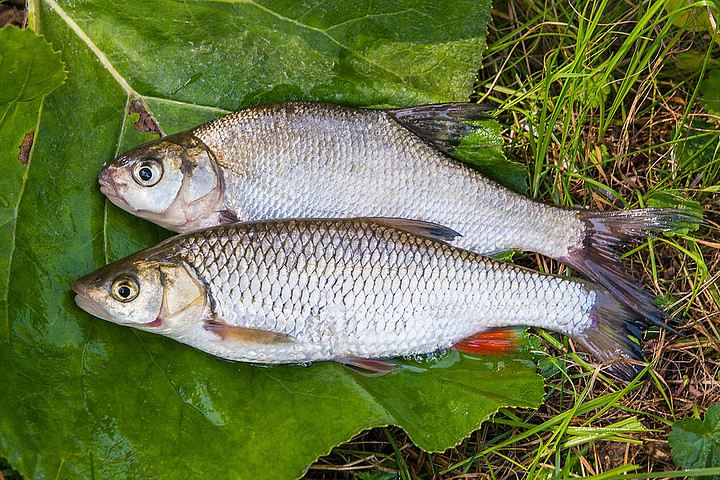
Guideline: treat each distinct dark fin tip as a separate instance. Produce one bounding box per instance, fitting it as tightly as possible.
[218,209,240,225]
[575,290,659,382]
[367,217,461,244]
[387,103,495,153]
[337,357,396,374]
[561,208,699,329]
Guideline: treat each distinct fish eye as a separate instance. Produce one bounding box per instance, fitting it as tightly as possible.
[110,277,140,302]
[132,157,163,187]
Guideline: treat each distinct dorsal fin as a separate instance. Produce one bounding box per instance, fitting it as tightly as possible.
[386,103,495,153]
[367,217,461,244]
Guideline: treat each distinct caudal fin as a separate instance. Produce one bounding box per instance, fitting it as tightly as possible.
[574,289,660,381]
[561,208,701,326]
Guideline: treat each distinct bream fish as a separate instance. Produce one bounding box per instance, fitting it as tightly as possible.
[99,102,697,322]
[74,217,657,380]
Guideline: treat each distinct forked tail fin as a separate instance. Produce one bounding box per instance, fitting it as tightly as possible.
[574,289,658,381]
[561,208,701,325]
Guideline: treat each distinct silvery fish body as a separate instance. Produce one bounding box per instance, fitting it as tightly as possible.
[73,218,650,380]
[100,102,697,320]
[193,103,580,259]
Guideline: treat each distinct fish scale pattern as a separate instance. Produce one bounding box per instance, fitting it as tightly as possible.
[193,102,585,260]
[175,218,596,363]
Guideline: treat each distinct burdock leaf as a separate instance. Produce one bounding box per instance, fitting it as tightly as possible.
[0,24,65,342]
[0,25,66,104]
[0,2,541,480]
[669,403,720,477]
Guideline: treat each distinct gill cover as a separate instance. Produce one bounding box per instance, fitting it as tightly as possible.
[157,263,207,325]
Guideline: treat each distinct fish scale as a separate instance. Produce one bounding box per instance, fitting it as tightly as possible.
[172,218,593,364]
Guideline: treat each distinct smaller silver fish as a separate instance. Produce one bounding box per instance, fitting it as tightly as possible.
[73,217,661,380]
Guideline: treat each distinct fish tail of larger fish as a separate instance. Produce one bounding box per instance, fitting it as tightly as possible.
[560,208,702,325]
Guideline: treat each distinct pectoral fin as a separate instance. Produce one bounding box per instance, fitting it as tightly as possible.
[217,209,240,225]
[203,319,294,344]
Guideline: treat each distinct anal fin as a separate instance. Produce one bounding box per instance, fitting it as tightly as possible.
[204,319,294,344]
[454,328,521,355]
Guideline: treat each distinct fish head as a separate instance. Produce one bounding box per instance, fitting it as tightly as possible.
[73,256,208,335]
[99,132,225,232]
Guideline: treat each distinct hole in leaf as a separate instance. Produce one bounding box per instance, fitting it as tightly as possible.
[129,99,161,135]
[18,131,34,164]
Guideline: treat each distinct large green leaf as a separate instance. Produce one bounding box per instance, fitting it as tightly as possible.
[0,2,545,479]
[0,24,65,337]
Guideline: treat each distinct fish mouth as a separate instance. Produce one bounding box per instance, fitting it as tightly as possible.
[72,277,116,322]
[73,290,116,323]
[97,169,133,209]
[98,172,119,198]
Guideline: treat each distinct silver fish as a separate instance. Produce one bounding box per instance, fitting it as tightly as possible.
[73,217,655,380]
[99,102,698,319]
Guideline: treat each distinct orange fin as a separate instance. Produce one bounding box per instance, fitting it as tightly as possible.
[367,218,461,243]
[337,357,396,374]
[454,328,521,355]
[203,319,294,344]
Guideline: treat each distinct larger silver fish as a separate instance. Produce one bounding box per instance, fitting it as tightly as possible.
[73,217,655,380]
[99,102,697,319]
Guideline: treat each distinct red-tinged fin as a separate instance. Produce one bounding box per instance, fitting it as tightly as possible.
[561,208,702,328]
[203,319,294,344]
[453,328,522,355]
[368,217,461,244]
[574,288,662,381]
[337,358,396,374]
[386,103,495,153]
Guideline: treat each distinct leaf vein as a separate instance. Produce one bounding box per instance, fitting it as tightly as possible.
[2,98,44,344]
[44,0,133,95]
[133,331,222,426]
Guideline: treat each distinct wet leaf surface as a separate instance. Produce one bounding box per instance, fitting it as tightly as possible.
[0,2,543,479]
